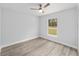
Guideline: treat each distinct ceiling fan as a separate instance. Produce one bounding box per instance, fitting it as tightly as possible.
[30,3,50,13]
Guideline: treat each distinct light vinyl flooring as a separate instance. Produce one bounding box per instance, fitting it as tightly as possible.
[1,37,78,56]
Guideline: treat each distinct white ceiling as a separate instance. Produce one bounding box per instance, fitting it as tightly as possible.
[0,3,77,16]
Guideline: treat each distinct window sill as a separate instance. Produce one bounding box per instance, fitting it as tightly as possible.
[48,34,57,37]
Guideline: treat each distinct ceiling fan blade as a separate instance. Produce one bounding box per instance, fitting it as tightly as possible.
[43,3,50,8]
[30,8,39,10]
[38,4,42,10]
[39,4,42,7]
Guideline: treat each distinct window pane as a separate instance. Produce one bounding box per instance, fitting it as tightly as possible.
[48,18,57,35]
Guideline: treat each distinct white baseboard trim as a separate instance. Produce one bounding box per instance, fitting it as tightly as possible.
[1,36,38,48]
[40,35,77,49]
[51,39,77,49]
[0,35,77,50]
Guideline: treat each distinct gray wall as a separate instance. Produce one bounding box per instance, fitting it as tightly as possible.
[77,4,79,55]
[0,8,1,47]
[1,7,39,46]
[0,6,78,49]
[39,7,78,49]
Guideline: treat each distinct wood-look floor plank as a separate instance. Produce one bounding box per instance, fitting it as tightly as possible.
[1,37,78,56]
[60,46,71,56]
[69,48,78,56]
[25,41,56,56]
[1,38,47,56]
[48,44,64,56]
